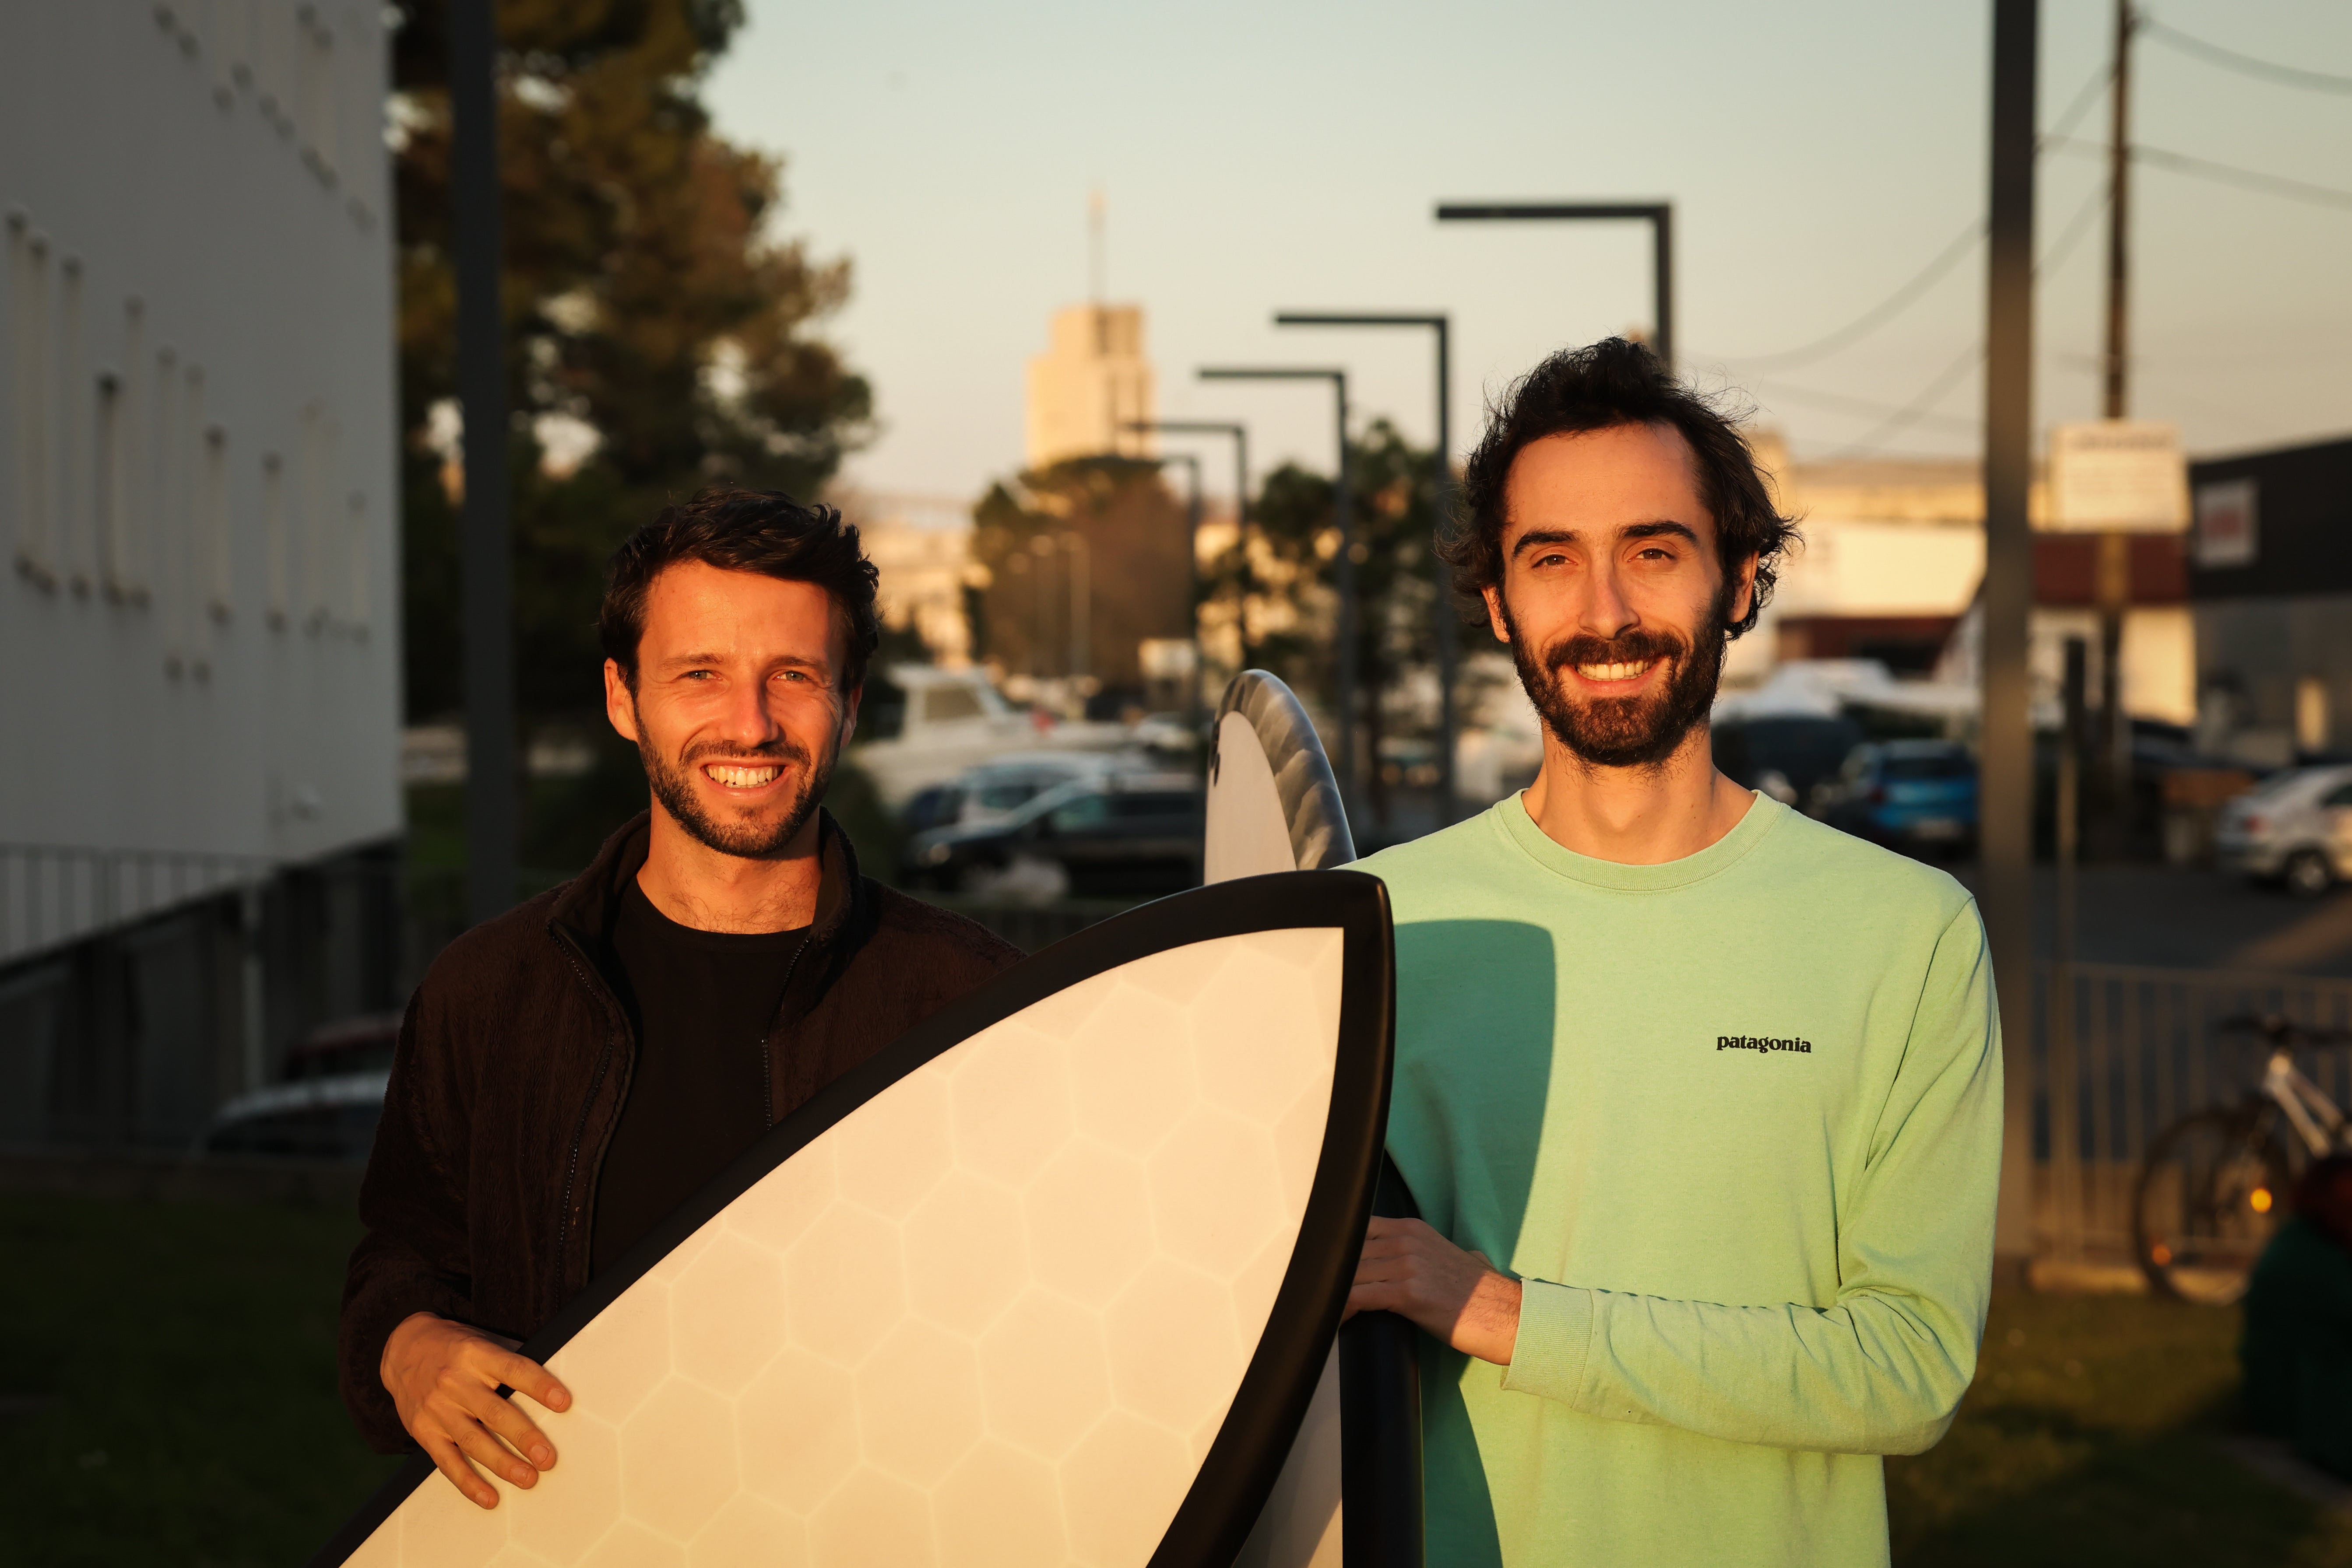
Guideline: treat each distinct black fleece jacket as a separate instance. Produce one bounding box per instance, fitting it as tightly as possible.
[337,810,1022,1452]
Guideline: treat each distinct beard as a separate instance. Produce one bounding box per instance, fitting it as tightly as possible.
[1504,585,1733,770]
[634,714,838,859]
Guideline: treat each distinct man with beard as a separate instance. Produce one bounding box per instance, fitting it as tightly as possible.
[338,489,1022,1508]
[1346,340,2000,1566]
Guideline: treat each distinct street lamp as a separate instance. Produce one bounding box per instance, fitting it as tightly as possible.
[1196,366,1357,802]
[452,0,515,922]
[1124,425,1213,734]
[1138,419,1252,671]
[1274,311,1459,825]
[1020,532,1090,701]
[1058,531,1090,690]
[1433,202,1675,367]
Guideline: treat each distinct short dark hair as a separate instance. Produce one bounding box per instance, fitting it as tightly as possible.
[1443,338,1797,637]
[599,488,881,691]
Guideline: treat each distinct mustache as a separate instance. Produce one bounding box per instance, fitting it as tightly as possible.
[679,735,811,768]
[1540,625,1691,675]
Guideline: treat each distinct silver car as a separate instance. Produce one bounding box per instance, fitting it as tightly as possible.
[2215,764,2352,897]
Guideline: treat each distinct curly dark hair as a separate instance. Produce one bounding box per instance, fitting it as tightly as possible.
[599,488,881,691]
[1442,338,1797,638]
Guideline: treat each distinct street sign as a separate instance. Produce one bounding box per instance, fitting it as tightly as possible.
[2193,477,2258,568]
[2046,420,2188,532]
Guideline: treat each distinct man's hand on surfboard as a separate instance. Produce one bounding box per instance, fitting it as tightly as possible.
[1346,1216,1522,1366]
[382,1311,573,1508]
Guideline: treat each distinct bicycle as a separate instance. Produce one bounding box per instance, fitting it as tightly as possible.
[2133,1013,2352,1304]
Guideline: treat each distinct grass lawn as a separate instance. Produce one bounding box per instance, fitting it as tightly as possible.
[0,1191,399,1568]
[1890,1287,2352,1565]
[4,1184,2349,1565]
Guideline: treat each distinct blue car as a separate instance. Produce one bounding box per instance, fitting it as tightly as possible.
[1816,740,1979,856]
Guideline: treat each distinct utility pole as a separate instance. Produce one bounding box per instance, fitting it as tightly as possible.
[1062,531,1090,689]
[1983,0,2041,1272]
[2103,1,2132,423]
[2094,0,2138,854]
[1273,313,1461,826]
[1198,368,1357,803]
[1141,420,1252,676]
[1128,429,1222,737]
[452,0,516,926]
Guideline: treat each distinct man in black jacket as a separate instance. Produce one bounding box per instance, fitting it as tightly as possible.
[341,489,1023,1509]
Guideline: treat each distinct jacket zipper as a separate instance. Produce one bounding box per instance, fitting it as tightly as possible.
[760,930,819,1129]
[550,926,631,1283]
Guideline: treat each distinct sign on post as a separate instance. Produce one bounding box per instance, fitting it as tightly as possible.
[2046,421,2188,533]
[2193,478,2258,568]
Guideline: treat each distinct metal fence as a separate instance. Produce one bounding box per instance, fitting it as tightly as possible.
[2032,959,2352,1261]
[0,841,278,969]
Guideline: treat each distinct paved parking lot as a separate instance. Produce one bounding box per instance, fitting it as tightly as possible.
[1950,861,2352,978]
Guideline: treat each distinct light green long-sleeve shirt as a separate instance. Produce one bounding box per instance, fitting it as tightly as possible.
[1354,793,2001,1567]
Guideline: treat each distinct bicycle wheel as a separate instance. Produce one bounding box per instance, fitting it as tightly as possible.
[2133,1108,2291,1304]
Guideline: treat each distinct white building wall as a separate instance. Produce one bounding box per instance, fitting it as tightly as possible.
[0,0,398,868]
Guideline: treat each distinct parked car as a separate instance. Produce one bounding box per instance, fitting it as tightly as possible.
[2215,764,2352,896]
[201,1012,399,1161]
[851,665,1137,809]
[901,751,1154,835]
[1714,714,1864,807]
[901,773,1204,899]
[1814,740,1979,856]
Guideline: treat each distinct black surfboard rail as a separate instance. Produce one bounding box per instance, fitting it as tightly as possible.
[309,869,1397,1568]
[1339,1157,1425,1568]
[1212,668,1424,1568]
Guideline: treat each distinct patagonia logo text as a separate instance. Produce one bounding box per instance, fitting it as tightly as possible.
[1718,1034,1812,1056]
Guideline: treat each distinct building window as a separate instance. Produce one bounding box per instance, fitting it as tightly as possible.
[58,257,87,594]
[155,348,183,662]
[204,425,231,623]
[261,451,287,628]
[95,372,128,598]
[298,402,333,629]
[346,490,369,630]
[172,363,211,669]
[9,213,56,586]
[110,302,151,601]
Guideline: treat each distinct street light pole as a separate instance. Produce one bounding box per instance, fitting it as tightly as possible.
[1060,531,1090,689]
[1125,426,1212,735]
[1198,367,1357,802]
[450,0,516,925]
[1145,420,1252,670]
[1983,0,2041,1271]
[1273,312,1459,825]
[1432,202,1675,368]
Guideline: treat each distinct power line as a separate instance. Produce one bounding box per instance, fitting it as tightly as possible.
[1824,342,1984,459]
[2048,134,2352,212]
[1725,224,1982,372]
[1749,376,1983,432]
[1707,61,2112,375]
[2037,179,2113,277]
[1757,182,2109,452]
[2142,16,2352,96]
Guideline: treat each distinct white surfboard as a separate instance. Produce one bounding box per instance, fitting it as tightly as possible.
[311,872,1393,1568]
[1208,672,1423,1568]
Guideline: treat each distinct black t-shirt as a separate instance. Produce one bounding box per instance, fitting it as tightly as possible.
[590,880,808,1277]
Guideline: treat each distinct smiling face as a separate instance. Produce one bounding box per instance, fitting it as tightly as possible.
[604,561,860,859]
[1483,423,1757,770]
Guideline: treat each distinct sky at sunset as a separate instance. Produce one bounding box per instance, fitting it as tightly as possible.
[705,0,2352,506]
